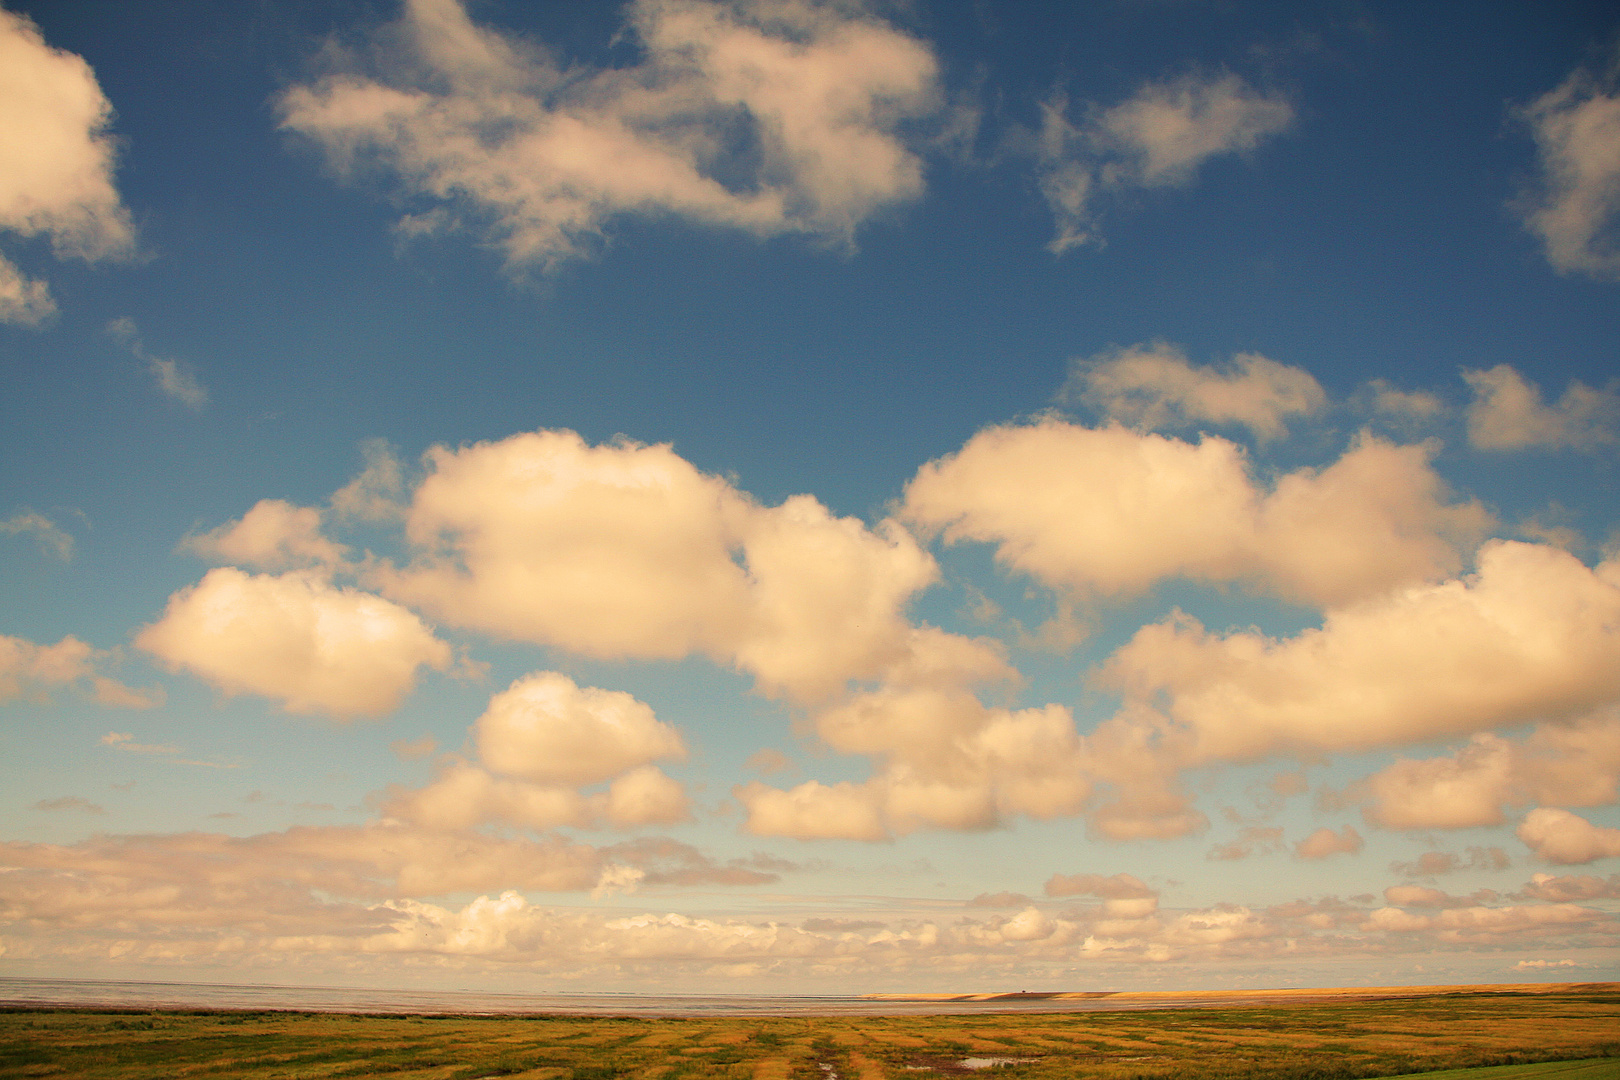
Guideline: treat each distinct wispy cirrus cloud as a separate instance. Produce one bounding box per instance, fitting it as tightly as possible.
[0,509,73,561]
[1516,47,1620,279]
[106,318,209,410]
[1037,72,1292,253]
[100,731,239,769]
[31,796,104,815]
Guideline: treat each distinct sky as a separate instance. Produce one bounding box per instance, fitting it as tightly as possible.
[2,0,1619,995]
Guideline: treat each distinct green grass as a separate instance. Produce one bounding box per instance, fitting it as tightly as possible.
[1381,1061,1620,1080]
[0,986,1615,1079]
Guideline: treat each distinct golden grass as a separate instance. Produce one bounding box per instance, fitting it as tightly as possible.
[0,983,1615,1080]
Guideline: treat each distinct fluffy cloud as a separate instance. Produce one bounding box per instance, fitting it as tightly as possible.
[733,779,888,842]
[1359,712,1620,830]
[479,673,685,786]
[736,685,1090,839]
[904,417,1489,607]
[279,0,941,271]
[1517,807,1620,865]
[137,568,452,718]
[1517,52,1620,279]
[1463,365,1617,451]
[1098,542,1620,767]
[0,6,134,323]
[1067,343,1325,442]
[377,429,994,703]
[182,499,348,571]
[1516,872,1620,903]
[0,633,161,709]
[389,673,691,832]
[1038,73,1292,252]
[1295,825,1363,860]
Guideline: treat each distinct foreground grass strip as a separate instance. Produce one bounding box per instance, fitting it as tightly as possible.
[1,987,1616,1080]
[1379,1061,1620,1080]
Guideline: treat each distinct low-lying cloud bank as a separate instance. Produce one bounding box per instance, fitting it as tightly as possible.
[3,843,1614,985]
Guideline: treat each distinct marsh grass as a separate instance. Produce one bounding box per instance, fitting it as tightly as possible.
[1,987,1616,1079]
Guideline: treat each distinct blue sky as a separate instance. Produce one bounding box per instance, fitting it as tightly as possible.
[2,0,1619,993]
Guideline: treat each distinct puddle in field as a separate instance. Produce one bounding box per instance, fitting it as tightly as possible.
[905,1057,1041,1072]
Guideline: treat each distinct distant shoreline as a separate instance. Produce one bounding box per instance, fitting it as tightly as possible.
[862,982,1619,1005]
[1,978,1613,1018]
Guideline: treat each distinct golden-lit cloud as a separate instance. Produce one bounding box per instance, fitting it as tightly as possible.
[1517,807,1620,865]
[1357,712,1620,830]
[376,429,996,703]
[5,838,1611,980]
[1066,343,1325,442]
[105,318,209,410]
[0,6,134,324]
[1293,826,1363,859]
[1098,542,1620,765]
[1038,73,1292,253]
[1463,364,1618,451]
[0,633,161,709]
[904,418,1489,607]
[1517,50,1620,279]
[387,672,692,831]
[137,568,452,719]
[181,498,348,571]
[279,0,942,270]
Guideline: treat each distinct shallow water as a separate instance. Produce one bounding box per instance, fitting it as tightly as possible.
[0,977,1229,1017]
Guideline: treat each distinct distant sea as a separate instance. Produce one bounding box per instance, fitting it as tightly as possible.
[0,978,1214,1017]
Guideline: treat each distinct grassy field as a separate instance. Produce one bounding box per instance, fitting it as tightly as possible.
[1,985,1616,1080]
[1381,1063,1620,1080]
